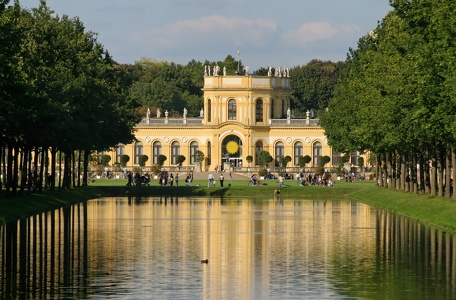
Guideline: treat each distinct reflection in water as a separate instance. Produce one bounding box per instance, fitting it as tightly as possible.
[1,197,456,299]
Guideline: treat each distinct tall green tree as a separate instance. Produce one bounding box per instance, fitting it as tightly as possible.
[291,60,342,116]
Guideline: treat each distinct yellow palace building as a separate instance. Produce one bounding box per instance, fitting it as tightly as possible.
[107,68,361,174]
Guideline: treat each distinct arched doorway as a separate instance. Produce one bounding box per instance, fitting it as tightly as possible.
[221,134,243,170]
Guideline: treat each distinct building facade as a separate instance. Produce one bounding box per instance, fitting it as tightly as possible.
[107,72,360,173]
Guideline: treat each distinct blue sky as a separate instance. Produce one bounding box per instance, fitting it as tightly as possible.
[19,0,392,70]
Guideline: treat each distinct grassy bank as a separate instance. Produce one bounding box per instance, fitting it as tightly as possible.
[0,188,105,223]
[1,179,456,231]
[350,188,456,231]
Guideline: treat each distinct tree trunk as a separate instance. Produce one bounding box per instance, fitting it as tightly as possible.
[12,146,19,197]
[390,151,396,190]
[58,150,63,189]
[422,150,430,194]
[452,148,456,200]
[38,147,46,193]
[77,150,82,187]
[398,154,410,191]
[6,146,14,196]
[83,150,89,186]
[70,151,78,187]
[412,152,418,194]
[63,151,71,189]
[430,147,437,197]
[386,152,391,189]
[51,148,57,190]
[445,147,451,198]
[377,154,382,187]
[437,146,444,197]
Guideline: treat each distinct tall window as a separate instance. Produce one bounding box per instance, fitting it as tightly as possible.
[275,142,284,167]
[282,99,286,118]
[332,150,342,166]
[270,99,275,118]
[228,99,236,120]
[171,141,180,165]
[313,142,322,166]
[153,141,162,164]
[134,142,143,164]
[351,151,360,165]
[207,141,212,166]
[97,151,106,164]
[293,142,303,166]
[116,144,125,163]
[190,141,199,164]
[255,141,263,165]
[255,99,263,122]
[208,99,212,122]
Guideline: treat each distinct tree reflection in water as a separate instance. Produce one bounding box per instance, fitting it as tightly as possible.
[1,198,456,299]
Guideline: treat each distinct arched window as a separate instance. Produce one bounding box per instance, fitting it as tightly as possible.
[153,141,162,164]
[134,142,143,164]
[190,141,199,164]
[116,144,125,163]
[208,99,212,122]
[294,142,303,166]
[255,98,263,122]
[275,142,284,167]
[255,141,263,165]
[313,142,322,166]
[228,99,236,120]
[171,141,180,165]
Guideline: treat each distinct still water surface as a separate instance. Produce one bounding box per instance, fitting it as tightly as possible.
[1,196,456,299]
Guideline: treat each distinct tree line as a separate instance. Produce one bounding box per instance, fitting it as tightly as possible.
[0,2,140,196]
[0,1,344,197]
[320,0,456,198]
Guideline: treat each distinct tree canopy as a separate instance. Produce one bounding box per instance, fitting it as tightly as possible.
[0,2,140,194]
[320,0,456,197]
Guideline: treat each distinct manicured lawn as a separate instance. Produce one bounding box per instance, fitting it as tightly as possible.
[88,178,373,198]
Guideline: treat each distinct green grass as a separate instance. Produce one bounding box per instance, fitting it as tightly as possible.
[0,188,103,223]
[88,178,370,198]
[350,188,456,231]
[2,179,456,232]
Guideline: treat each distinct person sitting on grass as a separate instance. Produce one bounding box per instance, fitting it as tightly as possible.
[251,174,258,186]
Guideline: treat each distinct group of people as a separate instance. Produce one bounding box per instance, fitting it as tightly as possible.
[295,172,334,187]
[208,172,231,187]
[126,171,151,186]
[157,172,180,186]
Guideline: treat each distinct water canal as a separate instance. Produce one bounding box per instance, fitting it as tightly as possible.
[1,197,456,299]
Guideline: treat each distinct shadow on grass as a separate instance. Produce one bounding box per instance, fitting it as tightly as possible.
[97,186,234,197]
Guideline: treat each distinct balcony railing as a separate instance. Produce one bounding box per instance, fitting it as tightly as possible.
[137,118,320,127]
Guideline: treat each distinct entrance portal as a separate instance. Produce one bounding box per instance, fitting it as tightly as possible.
[221,135,243,170]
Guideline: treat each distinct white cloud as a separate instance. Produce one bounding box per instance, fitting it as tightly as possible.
[131,15,278,49]
[283,22,360,46]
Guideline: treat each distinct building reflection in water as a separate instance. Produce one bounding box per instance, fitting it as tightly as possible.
[1,197,456,299]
